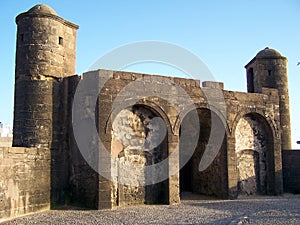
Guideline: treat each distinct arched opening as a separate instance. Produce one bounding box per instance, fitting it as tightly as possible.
[179,108,228,199]
[235,113,275,196]
[111,105,169,206]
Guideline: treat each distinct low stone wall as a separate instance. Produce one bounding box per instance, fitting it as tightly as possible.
[0,147,50,221]
[0,137,12,147]
[282,150,300,193]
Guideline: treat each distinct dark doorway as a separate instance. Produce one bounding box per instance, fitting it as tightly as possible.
[179,108,228,199]
[180,158,193,192]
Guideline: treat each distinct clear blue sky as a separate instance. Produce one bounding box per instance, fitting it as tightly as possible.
[0,0,299,148]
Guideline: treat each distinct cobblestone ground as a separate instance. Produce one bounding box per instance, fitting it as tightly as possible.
[1,194,299,225]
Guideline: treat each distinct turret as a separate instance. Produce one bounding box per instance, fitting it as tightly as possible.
[245,47,291,150]
[13,4,79,147]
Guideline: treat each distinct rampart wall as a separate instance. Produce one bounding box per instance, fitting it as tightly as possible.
[0,147,50,221]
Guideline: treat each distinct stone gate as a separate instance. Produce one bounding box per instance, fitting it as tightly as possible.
[0,4,295,221]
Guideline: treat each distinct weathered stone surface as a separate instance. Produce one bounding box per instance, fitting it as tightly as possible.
[202,81,224,89]
[5,3,294,222]
[235,116,267,195]
[111,106,168,206]
[282,150,300,193]
[0,147,50,220]
[15,5,78,80]
[245,47,291,150]
[0,137,12,147]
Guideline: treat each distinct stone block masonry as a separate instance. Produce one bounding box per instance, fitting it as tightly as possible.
[0,137,12,147]
[0,147,50,221]
[2,2,294,222]
[282,150,300,193]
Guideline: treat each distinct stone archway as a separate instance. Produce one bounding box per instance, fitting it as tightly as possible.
[179,108,228,199]
[111,105,169,206]
[235,113,275,195]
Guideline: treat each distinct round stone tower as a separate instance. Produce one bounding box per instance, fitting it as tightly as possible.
[15,4,79,80]
[245,47,291,150]
[13,4,79,147]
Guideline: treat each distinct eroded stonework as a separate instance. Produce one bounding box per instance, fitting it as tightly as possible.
[235,116,267,195]
[1,3,295,221]
[111,106,168,205]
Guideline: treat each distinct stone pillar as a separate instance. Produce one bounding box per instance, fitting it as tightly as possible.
[273,133,283,195]
[226,136,238,199]
[168,136,180,204]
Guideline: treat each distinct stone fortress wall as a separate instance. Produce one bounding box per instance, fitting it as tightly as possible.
[0,147,50,220]
[1,3,300,221]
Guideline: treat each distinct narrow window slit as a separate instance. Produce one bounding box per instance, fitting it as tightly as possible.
[268,70,272,76]
[59,36,63,45]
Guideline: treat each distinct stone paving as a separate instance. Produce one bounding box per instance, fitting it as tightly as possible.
[1,194,299,225]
